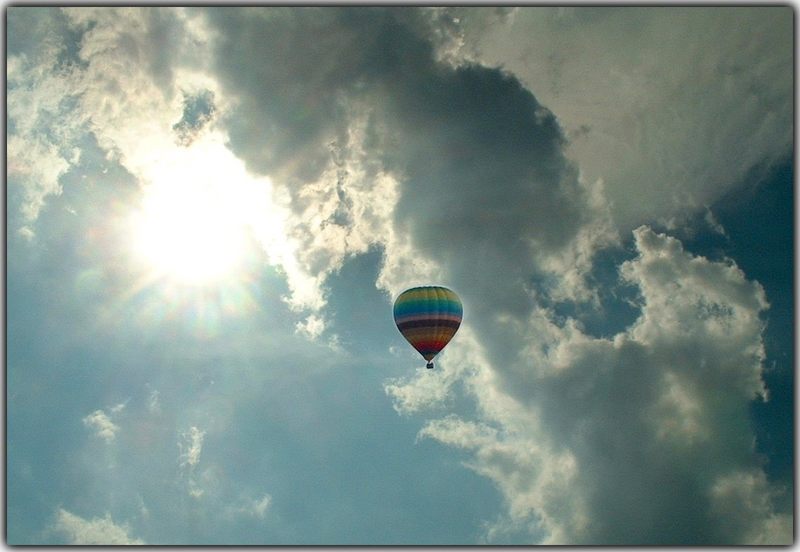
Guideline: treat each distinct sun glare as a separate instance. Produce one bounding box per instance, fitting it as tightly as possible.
[133,182,245,283]
[130,137,267,285]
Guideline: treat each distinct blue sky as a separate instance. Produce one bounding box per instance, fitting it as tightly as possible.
[6,6,793,545]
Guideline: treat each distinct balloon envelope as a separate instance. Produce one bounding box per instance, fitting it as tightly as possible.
[393,286,462,363]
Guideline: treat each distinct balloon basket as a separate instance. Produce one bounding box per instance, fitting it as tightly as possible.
[426,362,434,369]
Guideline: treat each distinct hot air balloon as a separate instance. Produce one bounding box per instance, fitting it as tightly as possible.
[393,286,462,369]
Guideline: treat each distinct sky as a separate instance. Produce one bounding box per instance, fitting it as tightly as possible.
[5,6,794,545]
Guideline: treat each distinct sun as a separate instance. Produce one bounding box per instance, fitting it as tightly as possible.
[129,138,262,285]
[132,181,246,284]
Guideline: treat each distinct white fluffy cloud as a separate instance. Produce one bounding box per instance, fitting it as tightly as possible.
[51,508,144,545]
[83,409,121,443]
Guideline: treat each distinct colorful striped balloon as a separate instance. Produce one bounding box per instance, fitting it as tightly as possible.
[393,286,463,369]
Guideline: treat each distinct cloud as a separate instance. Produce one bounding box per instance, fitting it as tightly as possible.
[8,8,325,320]
[450,7,793,231]
[51,508,144,545]
[246,494,273,519]
[295,313,326,340]
[205,9,418,312]
[418,414,582,544]
[393,226,786,544]
[83,409,121,443]
[371,58,616,305]
[20,8,349,322]
[59,7,204,172]
[110,401,127,414]
[179,426,205,468]
[8,6,615,320]
[7,7,791,546]
[147,389,161,415]
[6,9,85,234]
[178,426,207,498]
[198,11,789,542]
[6,8,233,234]
[7,135,71,229]
[226,493,273,520]
[709,470,792,545]
[385,326,486,413]
[206,7,616,320]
